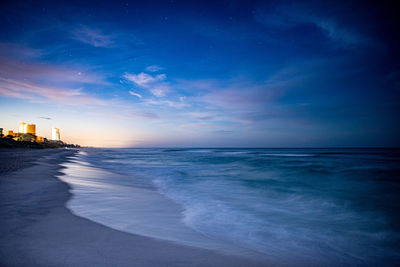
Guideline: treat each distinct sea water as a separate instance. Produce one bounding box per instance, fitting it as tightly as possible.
[59,148,400,265]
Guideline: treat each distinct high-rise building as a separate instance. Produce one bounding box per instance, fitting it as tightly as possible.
[52,127,60,141]
[19,122,26,133]
[26,124,36,135]
[18,122,36,135]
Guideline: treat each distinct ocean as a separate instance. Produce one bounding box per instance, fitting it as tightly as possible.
[59,148,400,265]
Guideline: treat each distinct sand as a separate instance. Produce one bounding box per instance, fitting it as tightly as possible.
[0,149,266,267]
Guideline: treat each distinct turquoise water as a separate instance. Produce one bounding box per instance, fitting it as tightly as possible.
[61,148,400,265]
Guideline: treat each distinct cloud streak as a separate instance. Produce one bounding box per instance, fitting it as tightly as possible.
[0,43,111,106]
[254,2,370,48]
[0,58,109,87]
[124,72,166,87]
[0,77,107,106]
[0,43,44,59]
[145,65,164,72]
[123,72,170,97]
[71,26,114,48]
[129,91,142,98]
[145,98,188,108]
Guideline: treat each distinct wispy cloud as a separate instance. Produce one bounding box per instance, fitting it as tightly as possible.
[313,19,366,47]
[39,116,52,120]
[145,65,164,72]
[0,77,80,98]
[0,42,44,59]
[124,72,166,87]
[123,72,170,97]
[71,26,114,48]
[254,2,371,48]
[175,59,353,127]
[0,58,109,87]
[0,43,112,106]
[150,85,169,97]
[182,78,283,110]
[123,59,355,129]
[129,90,142,98]
[0,77,108,105]
[145,98,188,108]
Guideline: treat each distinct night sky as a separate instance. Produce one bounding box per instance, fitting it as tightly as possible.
[0,0,399,147]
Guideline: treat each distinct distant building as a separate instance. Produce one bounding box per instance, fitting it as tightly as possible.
[26,124,36,135]
[52,127,60,141]
[19,122,36,135]
[4,122,68,145]
[19,122,26,133]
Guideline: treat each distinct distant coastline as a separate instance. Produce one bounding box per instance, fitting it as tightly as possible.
[0,138,78,149]
[1,121,80,149]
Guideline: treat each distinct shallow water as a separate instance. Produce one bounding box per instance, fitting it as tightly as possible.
[60,148,400,265]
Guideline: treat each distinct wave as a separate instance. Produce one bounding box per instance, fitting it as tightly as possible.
[261,153,315,157]
[59,148,400,265]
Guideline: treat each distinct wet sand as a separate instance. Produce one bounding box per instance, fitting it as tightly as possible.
[0,149,266,266]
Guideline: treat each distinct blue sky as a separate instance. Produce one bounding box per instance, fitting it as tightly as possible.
[0,0,399,147]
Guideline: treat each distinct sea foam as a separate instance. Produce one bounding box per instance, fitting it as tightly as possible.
[59,148,400,265]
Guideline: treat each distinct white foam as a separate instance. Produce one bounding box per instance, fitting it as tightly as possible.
[58,153,255,257]
[56,148,399,265]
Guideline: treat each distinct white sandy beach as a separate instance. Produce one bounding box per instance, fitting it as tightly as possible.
[0,149,266,266]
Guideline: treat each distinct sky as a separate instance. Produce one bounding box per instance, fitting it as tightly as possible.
[0,0,399,147]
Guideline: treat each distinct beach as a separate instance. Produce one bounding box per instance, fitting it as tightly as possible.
[51,148,400,265]
[0,149,265,267]
[1,148,399,266]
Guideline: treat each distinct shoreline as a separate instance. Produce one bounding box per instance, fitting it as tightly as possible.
[0,149,266,266]
[58,150,263,258]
